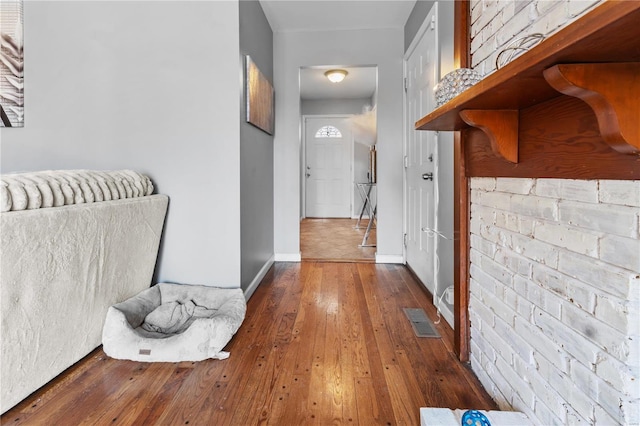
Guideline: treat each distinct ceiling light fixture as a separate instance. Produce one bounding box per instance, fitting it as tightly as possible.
[324,69,348,83]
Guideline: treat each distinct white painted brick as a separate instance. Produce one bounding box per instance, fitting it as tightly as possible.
[495,177,534,195]
[470,261,499,294]
[596,378,627,424]
[514,316,566,368]
[470,289,495,328]
[535,179,599,203]
[596,353,638,396]
[471,325,497,362]
[470,0,484,25]
[496,4,534,46]
[495,247,532,278]
[478,323,516,371]
[475,253,514,286]
[526,278,562,319]
[569,358,598,400]
[496,355,536,407]
[547,367,596,421]
[534,307,601,366]
[599,234,640,272]
[567,0,600,18]
[594,403,621,426]
[510,232,560,268]
[518,215,535,236]
[495,315,533,362]
[559,200,638,238]
[594,294,630,336]
[558,251,634,299]
[562,300,627,361]
[532,263,597,313]
[529,371,566,423]
[564,405,591,425]
[495,210,519,233]
[533,221,599,257]
[470,233,497,258]
[510,193,558,220]
[599,180,640,207]
[537,1,569,34]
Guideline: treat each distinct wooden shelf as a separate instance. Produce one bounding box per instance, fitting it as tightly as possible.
[415,1,640,129]
[415,1,640,178]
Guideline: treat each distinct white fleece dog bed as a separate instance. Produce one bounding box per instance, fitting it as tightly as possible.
[102,283,246,362]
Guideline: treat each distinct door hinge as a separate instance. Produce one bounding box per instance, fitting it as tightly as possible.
[430,14,436,31]
[403,233,408,248]
[404,77,408,92]
[404,155,408,169]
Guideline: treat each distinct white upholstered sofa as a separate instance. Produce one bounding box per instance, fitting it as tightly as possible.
[0,170,168,413]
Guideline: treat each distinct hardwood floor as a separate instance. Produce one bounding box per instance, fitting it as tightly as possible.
[2,262,495,425]
[301,218,376,262]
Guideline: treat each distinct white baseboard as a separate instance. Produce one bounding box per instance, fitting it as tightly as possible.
[375,254,404,264]
[274,252,301,262]
[244,255,275,301]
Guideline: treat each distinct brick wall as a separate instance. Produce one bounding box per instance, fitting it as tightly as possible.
[469,178,639,424]
[470,0,601,75]
[468,1,639,424]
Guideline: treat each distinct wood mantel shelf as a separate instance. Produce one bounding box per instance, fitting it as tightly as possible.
[415,1,640,179]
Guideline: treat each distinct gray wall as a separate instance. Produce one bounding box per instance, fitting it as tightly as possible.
[300,98,371,116]
[404,1,435,52]
[1,1,243,287]
[239,0,275,291]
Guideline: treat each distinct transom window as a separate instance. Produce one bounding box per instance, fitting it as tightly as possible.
[315,125,342,138]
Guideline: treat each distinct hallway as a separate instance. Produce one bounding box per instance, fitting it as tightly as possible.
[2,262,495,425]
[300,218,376,262]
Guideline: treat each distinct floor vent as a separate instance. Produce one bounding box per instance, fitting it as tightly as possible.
[403,308,440,338]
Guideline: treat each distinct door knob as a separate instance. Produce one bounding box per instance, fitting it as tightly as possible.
[422,172,433,181]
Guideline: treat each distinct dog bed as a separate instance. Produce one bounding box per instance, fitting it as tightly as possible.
[102,283,246,362]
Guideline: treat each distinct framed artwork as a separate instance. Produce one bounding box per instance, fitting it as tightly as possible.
[0,0,24,127]
[245,55,274,135]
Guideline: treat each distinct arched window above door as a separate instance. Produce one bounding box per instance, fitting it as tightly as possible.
[315,125,342,138]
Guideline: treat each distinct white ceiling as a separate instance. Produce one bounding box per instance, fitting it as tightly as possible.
[299,66,377,100]
[259,0,416,100]
[259,1,417,33]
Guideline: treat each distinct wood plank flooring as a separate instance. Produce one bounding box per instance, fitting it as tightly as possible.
[2,262,495,425]
[301,218,376,262]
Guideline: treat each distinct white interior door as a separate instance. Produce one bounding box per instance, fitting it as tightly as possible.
[405,4,438,293]
[305,117,352,218]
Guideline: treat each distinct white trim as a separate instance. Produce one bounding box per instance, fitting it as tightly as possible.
[244,255,275,301]
[375,254,404,264]
[274,252,302,262]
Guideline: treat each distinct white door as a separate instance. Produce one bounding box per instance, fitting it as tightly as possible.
[405,4,438,294]
[305,117,352,218]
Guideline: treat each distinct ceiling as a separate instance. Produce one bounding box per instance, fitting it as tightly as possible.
[259,0,416,100]
[299,66,377,100]
[259,1,417,33]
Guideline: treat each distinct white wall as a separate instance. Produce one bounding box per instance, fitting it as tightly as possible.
[273,28,404,260]
[0,1,242,286]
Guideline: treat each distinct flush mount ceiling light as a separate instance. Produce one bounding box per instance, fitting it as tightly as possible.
[324,69,348,83]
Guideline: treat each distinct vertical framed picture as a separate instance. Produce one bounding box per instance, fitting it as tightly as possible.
[245,55,274,135]
[0,0,24,127]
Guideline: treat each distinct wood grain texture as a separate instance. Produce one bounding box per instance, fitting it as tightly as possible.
[416,1,640,131]
[465,95,640,179]
[460,110,519,163]
[1,263,496,425]
[544,62,640,155]
[301,218,376,263]
[453,0,471,362]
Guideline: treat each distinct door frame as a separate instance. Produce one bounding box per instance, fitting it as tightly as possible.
[301,114,354,219]
[402,2,440,274]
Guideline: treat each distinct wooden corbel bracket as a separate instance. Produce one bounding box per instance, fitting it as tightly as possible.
[459,110,519,163]
[544,63,640,155]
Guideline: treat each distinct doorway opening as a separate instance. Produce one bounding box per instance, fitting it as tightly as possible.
[299,65,378,262]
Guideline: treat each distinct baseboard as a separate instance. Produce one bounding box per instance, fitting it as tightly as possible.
[375,254,404,264]
[274,252,301,262]
[244,255,275,301]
